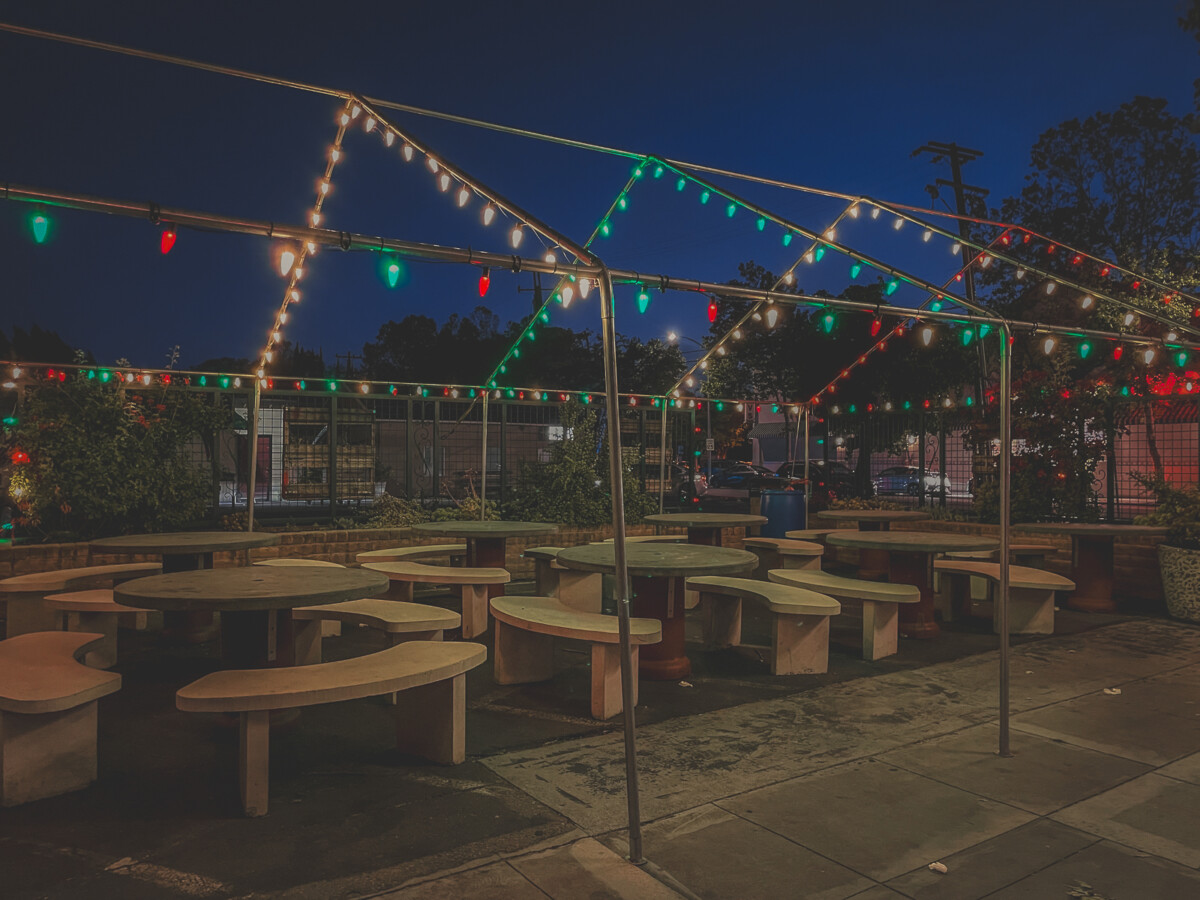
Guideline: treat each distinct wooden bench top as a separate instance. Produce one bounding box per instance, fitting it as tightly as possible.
[744,537,824,556]
[522,546,566,562]
[933,560,1075,590]
[176,641,486,713]
[361,561,510,585]
[254,558,345,568]
[356,544,467,562]
[292,598,460,632]
[0,632,122,714]
[0,563,162,595]
[490,596,661,645]
[43,589,140,614]
[768,569,920,603]
[687,576,841,617]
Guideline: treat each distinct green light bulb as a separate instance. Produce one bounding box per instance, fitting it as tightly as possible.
[903,401,912,410]
[782,233,793,247]
[499,364,506,374]
[676,177,686,191]
[86,370,96,379]
[328,380,337,391]
[815,246,826,263]
[930,300,943,312]
[100,371,112,383]
[850,262,862,279]
[386,261,401,288]
[700,190,710,204]
[298,380,306,390]
[1120,386,1130,396]
[637,289,651,314]
[30,213,49,244]
[716,402,724,411]
[978,323,991,339]
[886,279,899,296]
[822,312,835,334]
[653,165,664,178]
[513,348,520,358]
[1079,341,1092,360]
[848,404,856,413]
[965,396,975,406]
[961,328,974,346]
[756,216,766,231]
[219,377,230,389]
[617,196,628,211]
[2,416,16,427]
[1177,351,1188,367]
[726,202,736,218]
[632,165,644,178]
[600,221,611,237]
[540,311,549,323]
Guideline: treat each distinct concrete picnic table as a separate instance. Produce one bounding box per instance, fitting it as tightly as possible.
[642,512,767,547]
[826,530,998,640]
[115,566,389,668]
[1016,523,1168,614]
[555,542,756,680]
[816,509,931,578]
[90,531,281,643]
[411,521,557,598]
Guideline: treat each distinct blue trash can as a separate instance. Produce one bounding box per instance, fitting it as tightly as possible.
[759,490,807,537]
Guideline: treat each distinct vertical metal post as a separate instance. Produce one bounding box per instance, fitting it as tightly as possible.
[432,399,442,500]
[597,268,644,864]
[802,406,810,502]
[918,410,927,507]
[658,401,668,513]
[328,394,339,516]
[938,413,948,509]
[480,392,490,520]
[638,408,647,495]
[247,379,261,532]
[499,401,508,509]
[705,400,712,480]
[998,323,1013,757]
[405,398,414,499]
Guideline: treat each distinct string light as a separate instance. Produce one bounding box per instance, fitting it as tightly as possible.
[510,225,524,248]
[765,307,779,328]
[457,185,470,207]
[920,324,934,346]
[637,285,651,314]
[482,204,496,226]
[160,227,177,255]
[1042,336,1057,355]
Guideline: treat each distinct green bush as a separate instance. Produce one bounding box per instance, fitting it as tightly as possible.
[6,370,231,540]
[430,497,500,521]
[365,493,427,527]
[1133,475,1200,550]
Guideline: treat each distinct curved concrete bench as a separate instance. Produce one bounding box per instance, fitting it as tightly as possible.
[686,576,840,675]
[292,598,461,664]
[361,561,510,638]
[254,558,345,567]
[768,569,919,661]
[934,560,1074,634]
[944,543,1055,569]
[783,529,841,542]
[743,537,824,579]
[42,589,144,669]
[177,640,486,816]
[521,547,602,611]
[0,632,122,806]
[0,563,161,637]
[598,534,687,544]
[355,544,467,565]
[490,596,660,720]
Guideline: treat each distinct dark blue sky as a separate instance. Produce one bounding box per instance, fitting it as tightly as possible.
[0,1,1195,371]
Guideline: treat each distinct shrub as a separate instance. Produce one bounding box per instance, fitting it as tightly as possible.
[1133,475,1200,550]
[365,493,427,527]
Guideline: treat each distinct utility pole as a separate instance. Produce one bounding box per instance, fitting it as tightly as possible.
[913,140,990,409]
[335,351,364,377]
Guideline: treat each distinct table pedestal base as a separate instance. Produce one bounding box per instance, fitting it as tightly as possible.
[469,537,508,601]
[687,528,721,547]
[221,610,296,669]
[1066,536,1118,614]
[890,551,940,640]
[856,522,889,580]
[631,575,690,680]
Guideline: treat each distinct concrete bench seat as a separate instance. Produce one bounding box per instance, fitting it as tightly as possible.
[943,543,1055,568]
[490,596,661,720]
[361,561,509,638]
[0,632,122,806]
[743,537,823,579]
[355,544,467,564]
[521,547,603,611]
[934,560,1075,634]
[783,529,841,542]
[177,640,486,816]
[42,589,144,668]
[0,563,161,637]
[598,534,687,544]
[686,576,839,675]
[292,598,461,664]
[767,569,919,660]
[254,558,345,567]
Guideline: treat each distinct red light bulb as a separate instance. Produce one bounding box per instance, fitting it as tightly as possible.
[1113,345,1124,361]
[1130,280,1141,290]
[11,449,30,465]
[478,268,490,297]
[1099,266,1111,276]
[870,317,882,337]
[160,228,177,255]
[708,300,718,323]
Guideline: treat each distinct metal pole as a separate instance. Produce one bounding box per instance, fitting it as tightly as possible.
[706,400,712,481]
[658,402,668,513]
[597,267,644,864]
[479,391,489,520]
[998,323,1013,757]
[802,406,810,503]
[246,379,261,532]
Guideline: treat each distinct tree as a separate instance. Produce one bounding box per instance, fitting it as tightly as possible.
[3,325,88,364]
[1182,0,1200,110]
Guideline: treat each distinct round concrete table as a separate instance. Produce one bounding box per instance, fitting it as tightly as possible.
[556,543,756,680]
[816,510,931,578]
[90,531,281,642]
[826,531,998,639]
[1017,523,1167,613]
[411,521,556,599]
[642,513,767,547]
[116,566,388,668]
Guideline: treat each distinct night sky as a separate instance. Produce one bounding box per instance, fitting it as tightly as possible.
[0,1,1195,373]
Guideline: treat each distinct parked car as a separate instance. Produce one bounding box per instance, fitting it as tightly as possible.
[773,459,871,509]
[668,463,707,503]
[697,463,803,511]
[873,466,951,495]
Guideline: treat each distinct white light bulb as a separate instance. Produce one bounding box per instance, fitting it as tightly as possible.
[766,308,779,328]
[306,242,317,254]
[1045,281,1057,294]
[272,331,281,342]
[783,272,794,285]
[1043,337,1056,355]
[700,361,708,370]
[289,290,300,303]
[265,351,274,363]
[1081,296,1094,310]
[950,242,961,254]
[1144,348,1156,364]
[921,326,934,346]
[667,331,678,342]
[732,329,743,340]
[339,112,350,126]
[457,186,470,207]
[981,255,993,268]
[510,225,524,248]
[427,157,439,174]
[360,383,369,393]
[279,312,288,324]
[384,131,395,147]
[578,277,591,299]
[870,208,881,220]
[330,147,341,163]
[310,212,321,227]
[279,249,296,276]
[752,312,762,321]
[1016,267,1026,279]
[364,117,376,132]
[562,286,574,307]
[923,229,932,242]
[803,251,814,264]
[350,104,361,119]
[1124,312,1136,326]
[1167,330,1179,342]
[544,251,556,265]
[824,227,836,240]
[234,377,242,388]
[402,144,414,162]
[717,346,727,356]
[293,266,304,280]
[884,402,893,411]
[482,204,496,226]
[848,205,860,218]
[438,173,451,192]
[686,377,695,387]
[319,179,330,195]
[893,217,903,230]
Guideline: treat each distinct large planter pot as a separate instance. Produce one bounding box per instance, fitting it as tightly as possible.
[1158,544,1200,624]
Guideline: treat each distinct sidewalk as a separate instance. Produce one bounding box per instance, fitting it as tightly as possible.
[465,618,1200,899]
